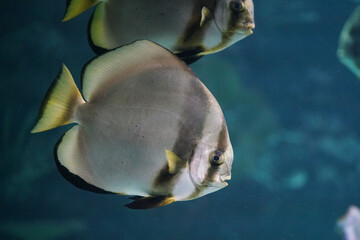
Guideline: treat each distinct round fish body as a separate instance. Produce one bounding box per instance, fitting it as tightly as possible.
[74,67,224,197]
[63,0,255,63]
[32,40,233,209]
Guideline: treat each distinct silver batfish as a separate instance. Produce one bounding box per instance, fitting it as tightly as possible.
[32,40,233,209]
[338,6,360,78]
[62,0,255,63]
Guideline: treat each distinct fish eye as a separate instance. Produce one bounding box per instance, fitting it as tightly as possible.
[209,150,225,166]
[230,1,245,13]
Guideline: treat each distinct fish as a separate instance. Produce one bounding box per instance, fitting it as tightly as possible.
[337,205,360,240]
[62,0,255,63]
[338,6,360,78]
[31,40,234,209]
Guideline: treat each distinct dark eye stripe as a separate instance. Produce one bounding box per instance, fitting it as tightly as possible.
[215,118,228,152]
[175,0,218,54]
[152,74,210,192]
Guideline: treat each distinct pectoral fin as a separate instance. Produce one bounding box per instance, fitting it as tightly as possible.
[166,150,186,174]
[125,196,176,209]
[200,7,211,27]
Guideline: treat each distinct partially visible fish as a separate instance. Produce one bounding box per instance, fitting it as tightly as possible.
[337,205,360,240]
[338,6,360,78]
[31,40,234,209]
[62,0,255,63]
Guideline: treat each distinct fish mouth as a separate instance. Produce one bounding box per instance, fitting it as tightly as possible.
[220,175,231,185]
[225,22,255,36]
[242,22,255,34]
[200,175,230,188]
[205,181,228,188]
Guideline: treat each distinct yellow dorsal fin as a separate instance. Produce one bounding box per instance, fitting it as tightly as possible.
[200,7,211,27]
[62,0,101,22]
[166,150,186,174]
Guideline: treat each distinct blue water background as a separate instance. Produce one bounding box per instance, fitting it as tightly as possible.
[1,0,359,239]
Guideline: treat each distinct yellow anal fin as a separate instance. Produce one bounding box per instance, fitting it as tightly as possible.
[200,7,212,27]
[62,0,101,22]
[31,65,85,133]
[125,196,176,209]
[166,150,186,174]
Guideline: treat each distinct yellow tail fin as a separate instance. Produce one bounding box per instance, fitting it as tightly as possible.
[31,65,85,133]
[62,0,101,22]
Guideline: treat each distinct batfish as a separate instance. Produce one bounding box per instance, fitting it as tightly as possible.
[32,40,234,209]
[62,0,255,63]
